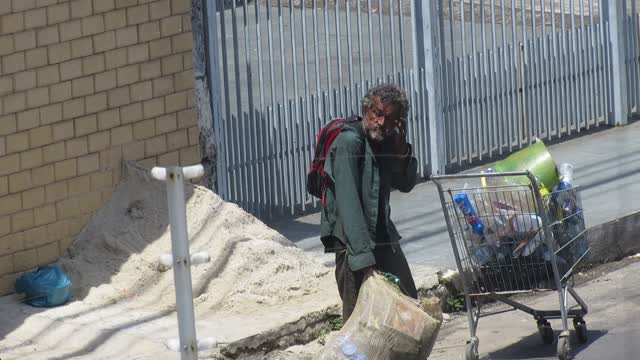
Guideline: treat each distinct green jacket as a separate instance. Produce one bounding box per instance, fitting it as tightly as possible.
[320,120,418,271]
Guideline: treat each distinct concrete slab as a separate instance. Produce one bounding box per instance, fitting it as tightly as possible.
[0,275,339,360]
[429,259,640,360]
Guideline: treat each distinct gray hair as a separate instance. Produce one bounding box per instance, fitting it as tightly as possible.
[361,83,410,119]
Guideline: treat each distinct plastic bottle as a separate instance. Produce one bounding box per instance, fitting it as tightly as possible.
[484,214,511,247]
[511,214,544,257]
[557,163,574,191]
[471,245,493,266]
[453,193,485,237]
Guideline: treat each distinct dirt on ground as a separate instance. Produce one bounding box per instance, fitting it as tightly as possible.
[58,162,332,317]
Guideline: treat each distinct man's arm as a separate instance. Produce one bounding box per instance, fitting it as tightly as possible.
[390,144,418,192]
[328,132,375,271]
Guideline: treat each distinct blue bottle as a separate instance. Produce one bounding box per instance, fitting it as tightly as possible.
[454,193,485,236]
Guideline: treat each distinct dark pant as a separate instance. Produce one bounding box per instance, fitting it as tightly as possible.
[335,245,418,321]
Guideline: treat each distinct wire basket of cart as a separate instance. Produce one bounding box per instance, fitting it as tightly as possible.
[432,171,590,360]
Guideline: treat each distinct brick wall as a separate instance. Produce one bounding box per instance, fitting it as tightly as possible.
[0,0,200,295]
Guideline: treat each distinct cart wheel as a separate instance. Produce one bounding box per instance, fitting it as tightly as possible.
[557,336,570,360]
[573,318,588,343]
[465,337,479,360]
[537,320,554,345]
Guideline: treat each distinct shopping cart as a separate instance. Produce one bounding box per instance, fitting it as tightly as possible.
[432,171,590,360]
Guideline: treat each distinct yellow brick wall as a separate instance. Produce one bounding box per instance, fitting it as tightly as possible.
[0,0,200,295]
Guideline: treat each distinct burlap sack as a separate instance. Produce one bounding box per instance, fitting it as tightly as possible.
[315,273,442,360]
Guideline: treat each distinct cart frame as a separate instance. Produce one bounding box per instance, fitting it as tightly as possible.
[432,171,589,360]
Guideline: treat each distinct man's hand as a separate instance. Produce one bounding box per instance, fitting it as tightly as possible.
[392,118,409,158]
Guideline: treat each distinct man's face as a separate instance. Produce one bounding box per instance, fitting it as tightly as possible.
[363,96,401,143]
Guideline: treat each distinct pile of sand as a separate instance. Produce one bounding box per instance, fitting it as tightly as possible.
[59,163,331,316]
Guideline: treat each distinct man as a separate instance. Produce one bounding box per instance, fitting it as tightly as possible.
[320,84,419,321]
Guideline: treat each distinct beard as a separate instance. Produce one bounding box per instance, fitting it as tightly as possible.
[364,123,394,144]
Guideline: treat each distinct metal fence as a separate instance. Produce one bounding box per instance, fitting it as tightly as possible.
[205,0,430,217]
[205,0,638,219]
[439,0,612,168]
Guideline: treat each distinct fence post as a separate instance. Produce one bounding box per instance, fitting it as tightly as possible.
[606,0,629,126]
[413,1,445,176]
[204,0,229,197]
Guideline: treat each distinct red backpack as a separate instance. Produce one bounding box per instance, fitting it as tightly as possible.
[307,116,362,205]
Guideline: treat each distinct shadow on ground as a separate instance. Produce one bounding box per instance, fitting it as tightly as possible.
[483,329,608,359]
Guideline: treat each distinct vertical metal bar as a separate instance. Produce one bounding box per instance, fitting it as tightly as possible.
[242,0,257,212]
[586,0,595,126]
[241,112,251,213]
[266,106,274,217]
[254,1,265,112]
[346,0,355,90]
[603,16,612,121]
[568,0,576,134]
[461,0,470,162]
[559,0,567,136]
[276,104,286,214]
[252,6,266,212]
[529,0,539,140]
[466,55,473,162]
[313,0,321,102]
[541,0,551,140]
[205,0,227,199]
[390,0,398,82]
[309,94,316,209]
[399,0,406,73]
[218,1,234,200]
[267,0,277,108]
[277,0,290,206]
[301,3,311,212]
[230,3,247,206]
[357,0,365,85]
[595,22,602,126]
[474,0,482,161]
[336,0,344,114]
[324,0,333,111]
[509,0,517,150]
[252,109,262,216]
[290,2,300,109]
[520,41,527,146]
[379,0,386,76]
[422,68,430,173]
[578,0,586,131]
[478,0,493,160]
[457,57,464,166]
[491,0,498,157]
[499,0,508,154]
[549,0,564,139]
[507,44,515,152]
[521,0,528,144]
[367,0,375,81]
[286,100,296,214]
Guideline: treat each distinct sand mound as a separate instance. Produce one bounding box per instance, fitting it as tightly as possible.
[59,163,331,316]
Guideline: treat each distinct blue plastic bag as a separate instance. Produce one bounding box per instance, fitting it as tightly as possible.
[15,265,72,307]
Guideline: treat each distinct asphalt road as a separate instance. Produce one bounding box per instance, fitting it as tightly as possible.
[430,259,640,359]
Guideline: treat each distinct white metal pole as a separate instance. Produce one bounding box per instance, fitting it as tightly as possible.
[152,165,205,360]
[167,166,198,360]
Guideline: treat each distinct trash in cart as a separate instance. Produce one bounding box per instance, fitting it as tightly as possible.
[432,140,591,360]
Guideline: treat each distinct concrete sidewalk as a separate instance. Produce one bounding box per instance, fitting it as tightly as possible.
[430,258,640,360]
[267,122,640,270]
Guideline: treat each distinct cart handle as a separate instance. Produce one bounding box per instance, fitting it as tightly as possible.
[431,171,535,184]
